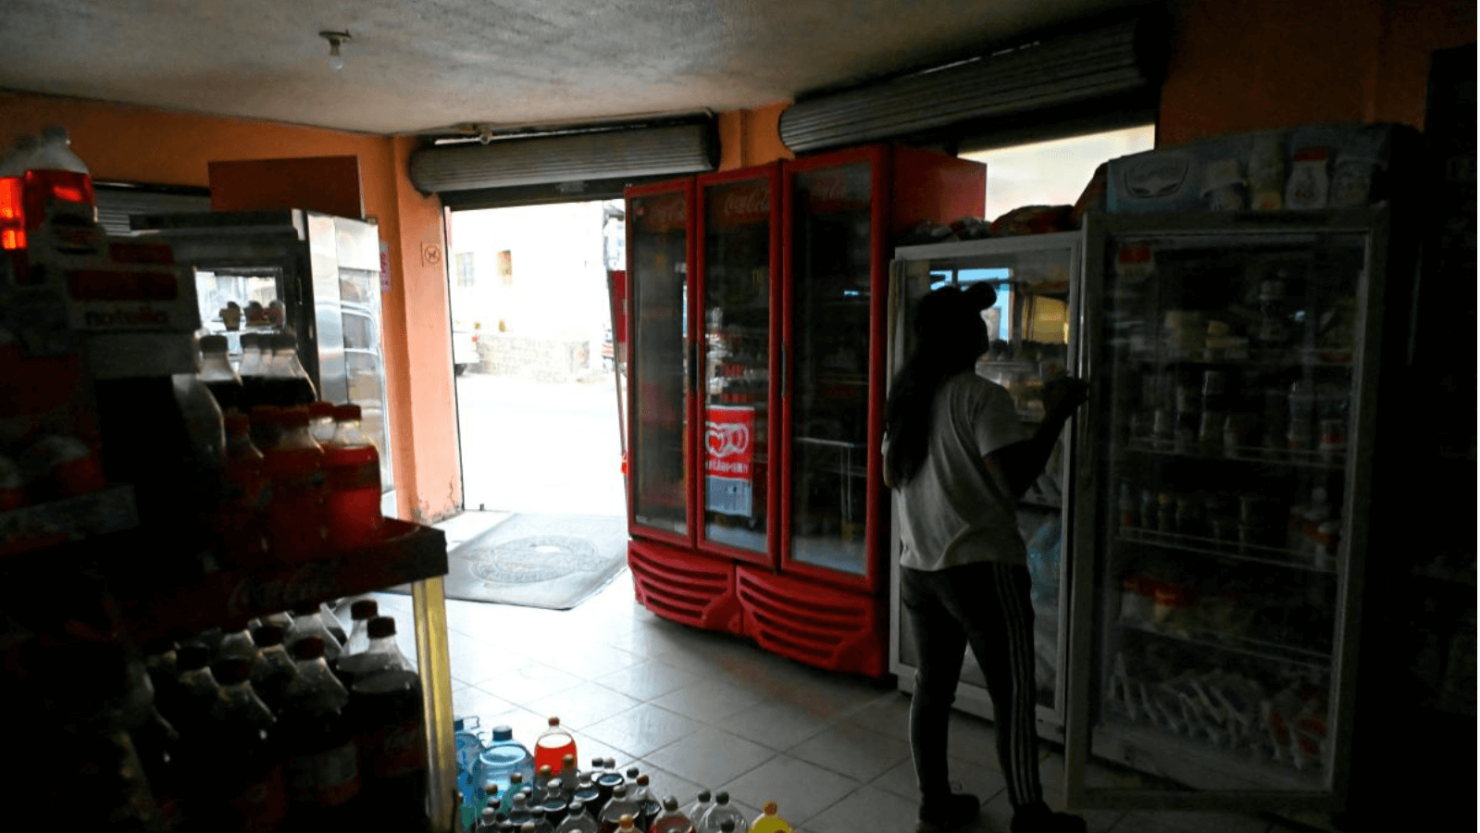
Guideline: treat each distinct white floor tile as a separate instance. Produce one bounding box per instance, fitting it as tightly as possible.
[787,722,913,783]
[580,702,705,759]
[595,658,703,701]
[648,678,766,723]
[534,680,642,729]
[838,691,913,742]
[804,784,921,833]
[643,726,778,790]
[1113,810,1272,833]
[479,659,586,706]
[719,756,863,825]
[723,699,835,751]
[868,753,1008,807]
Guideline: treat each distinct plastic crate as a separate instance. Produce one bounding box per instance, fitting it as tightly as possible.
[736,565,886,677]
[628,538,743,635]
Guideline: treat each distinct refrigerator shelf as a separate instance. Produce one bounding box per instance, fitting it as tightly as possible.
[1123,439,1346,471]
[1115,529,1336,574]
[1093,719,1326,792]
[1117,620,1332,671]
[1125,349,1356,369]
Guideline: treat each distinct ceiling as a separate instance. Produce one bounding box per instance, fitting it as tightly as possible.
[2,0,1148,136]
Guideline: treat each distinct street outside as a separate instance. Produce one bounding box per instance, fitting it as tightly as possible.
[455,371,626,517]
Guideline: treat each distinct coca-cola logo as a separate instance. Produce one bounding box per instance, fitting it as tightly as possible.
[226,563,341,616]
[717,185,770,224]
[640,196,686,232]
[805,170,867,211]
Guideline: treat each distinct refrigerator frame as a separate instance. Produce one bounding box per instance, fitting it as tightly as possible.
[1064,208,1392,812]
[886,230,1086,742]
[624,178,700,550]
[693,162,784,569]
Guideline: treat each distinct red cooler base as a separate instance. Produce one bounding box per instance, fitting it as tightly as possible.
[628,539,743,635]
[735,565,886,678]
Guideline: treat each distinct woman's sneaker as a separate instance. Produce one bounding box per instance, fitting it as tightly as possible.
[917,793,980,833]
[1010,801,1086,833]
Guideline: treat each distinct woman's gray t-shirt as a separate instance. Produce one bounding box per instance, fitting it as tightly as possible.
[888,372,1030,570]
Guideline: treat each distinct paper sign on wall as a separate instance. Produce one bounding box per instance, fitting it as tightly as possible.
[705,406,755,517]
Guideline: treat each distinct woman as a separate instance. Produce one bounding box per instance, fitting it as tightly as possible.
[883,284,1088,833]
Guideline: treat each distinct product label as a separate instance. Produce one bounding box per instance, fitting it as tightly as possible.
[288,743,361,807]
[327,460,380,491]
[1121,155,1190,199]
[222,765,288,833]
[362,717,428,780]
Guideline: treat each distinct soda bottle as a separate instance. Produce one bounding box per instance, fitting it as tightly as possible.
[507,791,534,827]
[218,413,270,567]
[479,807,502,832]
[531,806,557,833]
[286,601,343,662]
[279,637,360,828]
[572,774,601,821]
[543,776,570,827]
[616,815,641,833]
[747,802,794,833]
[533,763,556,803]
[592,759,624,817]
[250,623,301,713]
[237,333,268,410]
[342,599,380,656]
[683,790,713,826]
[261,408,328,563]
[334,615,412,688]
[263,331,318,406]
[0,134,39,254]
[216,618,258,662]
[141,637,181,717]
[5,125,98,269]
[535,717,578,775]
[321,601,350,644]
[630,773,660,830]
[321,403,385,550]
[698,792,746,833]
[162,644,221,737]
[560,753,580,792]
[345,659,426,830]
[558,799,599,833]
[200,334,245,414]
[650,796,694,833]
[599,784,640,833]
[200,657,289,833]
[308,401,337,444]
[249,405,283,452]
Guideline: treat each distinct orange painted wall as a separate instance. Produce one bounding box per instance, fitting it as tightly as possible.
[717,102,794,171]
[0,91,460,523]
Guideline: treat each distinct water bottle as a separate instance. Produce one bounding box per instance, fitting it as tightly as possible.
[630,773,660,830]
[698,792,746,833]
[599,784,640,833]
[683,790,713,829]
[457,716,490,829]
[480,725,536,804]
[649,796,695,833]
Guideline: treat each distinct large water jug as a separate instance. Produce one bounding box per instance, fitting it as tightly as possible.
[456,717,489,829]
[480,724,536,801]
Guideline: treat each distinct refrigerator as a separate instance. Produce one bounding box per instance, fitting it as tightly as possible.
[130,210,398,517]
[625,146,985,676]
[1062,207,1404,811]
[887,231,1083,742]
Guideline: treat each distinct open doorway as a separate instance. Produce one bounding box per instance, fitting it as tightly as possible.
[439,200,630,610]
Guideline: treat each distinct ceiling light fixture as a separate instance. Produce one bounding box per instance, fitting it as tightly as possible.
[320,30,351,72]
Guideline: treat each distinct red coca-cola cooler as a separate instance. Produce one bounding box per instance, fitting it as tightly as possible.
[625,147,984,675]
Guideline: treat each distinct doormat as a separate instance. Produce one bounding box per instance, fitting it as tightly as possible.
[434,513,628,610]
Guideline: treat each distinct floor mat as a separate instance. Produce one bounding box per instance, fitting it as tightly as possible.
[434,513,629,610]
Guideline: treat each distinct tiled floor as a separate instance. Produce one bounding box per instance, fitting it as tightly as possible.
[366,512,1312,833]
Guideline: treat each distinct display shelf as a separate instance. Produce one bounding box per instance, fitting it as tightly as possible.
[1123,438,1346,471]
[1092,719,1325,794]
[0,485,139,559]
[1116,529,1335,574]
[115,519,447,640]
[1117,619,1332,671]
[1125,348,1355,368]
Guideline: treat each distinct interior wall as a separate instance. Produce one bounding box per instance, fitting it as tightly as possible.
[0,91,460,523]
[717,102,795,171]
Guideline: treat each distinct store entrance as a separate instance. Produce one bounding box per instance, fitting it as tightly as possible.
[447,200,626,517]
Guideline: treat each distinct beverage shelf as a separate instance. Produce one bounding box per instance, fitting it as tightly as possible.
[114,519,447,640]
[1115,528,1335,574]
[0,485,139,559]
[1125,348,1355,368]
[1092,719,1325,793]
[1123,438,1346,471]
[1117,619,1332,671]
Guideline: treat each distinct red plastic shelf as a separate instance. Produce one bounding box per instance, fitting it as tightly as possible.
[735,565,886,678]
[628,538,742,635]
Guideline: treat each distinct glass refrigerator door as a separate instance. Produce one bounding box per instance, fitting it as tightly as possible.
[627,185,694,543]
[1067,211,1386,810]
[889,233,1081,731]
[334,218,395,498]
[783,159,876,586]
[697,169,779,564]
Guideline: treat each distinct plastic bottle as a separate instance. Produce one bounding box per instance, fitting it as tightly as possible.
[480,725,537,808]
[278,637,360,822]
[531,806,557,833]
[508,792,534,827]
[480,808,502,832]
[683,790,714,828]
[286,601,343,662]
[334,615,412,688]
[261,408,328,562]
[249,404,283,453]
[308,400,337,444]
[322,403,385,550]
[535,716,578,774]
[630,773,660,830]
[217,413,269,567]
[533,763,556,803]
[342,599,380,656]
[264,331,318,406]
[163,645,221,737]
[202,657,288,833]
[600,784,641,833]
[747,802,794,833]
[592,758,623,817]
[171,358,227,496]
[249,624,301,713]
[650,796,694,833]
[698,792,746,833]
[616,815,640,833]
[572,774,602,821]
[0,134,39,252]
[345,651,427,830]
[15,126,97,246]
[558,799,600,833]
[320,601,349,644]
[215,619,257,662]
[197,334,245,415]
[560,753,580,792]
[237,333,268,410]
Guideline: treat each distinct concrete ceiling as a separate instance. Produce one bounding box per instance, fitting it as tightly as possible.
[1,0,1147,136]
